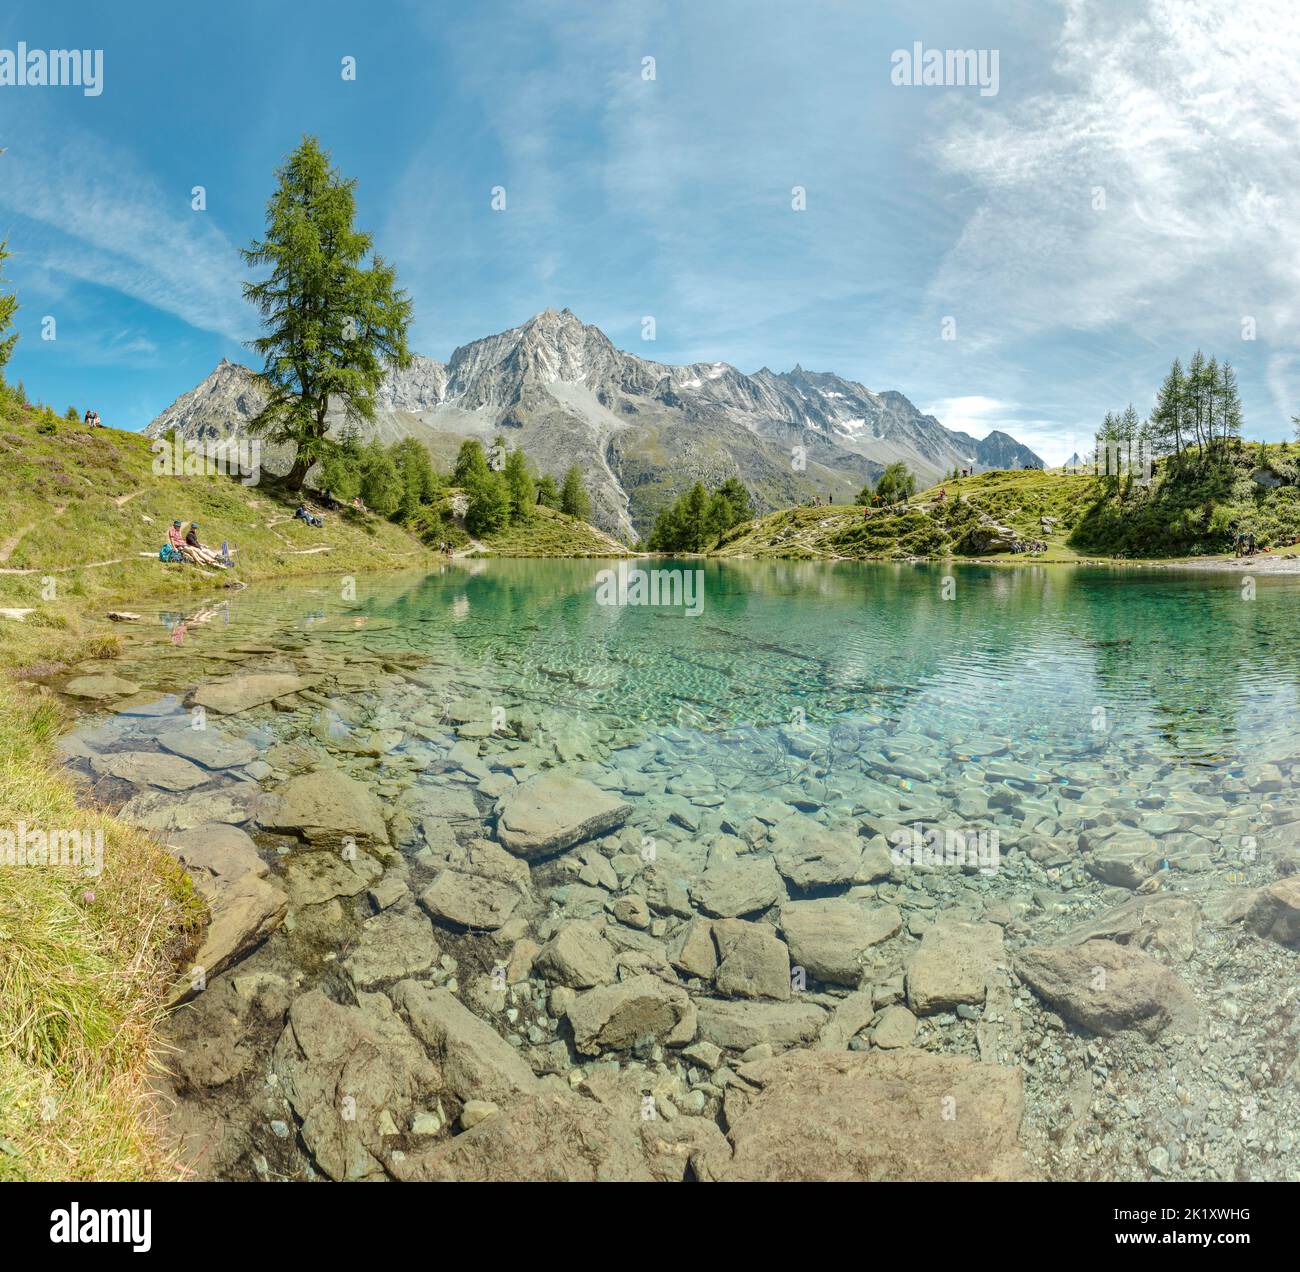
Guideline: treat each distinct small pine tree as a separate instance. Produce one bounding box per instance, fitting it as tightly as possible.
[503,447,535,519]
[560,465,590,520]
[453,439,490,489]
[535,474,560,509]
[466,469,512,535]
[358,440,403,517]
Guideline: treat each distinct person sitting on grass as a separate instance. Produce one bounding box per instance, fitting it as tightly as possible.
[167,519,186,556]
[181,522,229,569]
[295,502,323,528]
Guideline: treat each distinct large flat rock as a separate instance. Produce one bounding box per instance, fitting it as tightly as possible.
[567,974,696,1055]
[1016,939,1199,1039]
[192,672,310,715]
[722,1049,1032,1181]
[906,919,1004,1015]
[158,727,259,770]
[495,771,631,860]
[90,750,210,791]
[260,769,389,846]
[780,899,901,986]
[695,998,826,1053]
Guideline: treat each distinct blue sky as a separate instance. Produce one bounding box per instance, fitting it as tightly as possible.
[2,0,1298,463]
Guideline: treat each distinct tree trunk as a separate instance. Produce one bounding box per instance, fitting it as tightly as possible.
[286,454,311,492]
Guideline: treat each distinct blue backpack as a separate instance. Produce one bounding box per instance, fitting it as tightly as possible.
[160,544,181,562]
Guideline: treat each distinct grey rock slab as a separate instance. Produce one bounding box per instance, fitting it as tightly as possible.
[157,728,259,770]
[89,750,210,791]
[192,672,312,715]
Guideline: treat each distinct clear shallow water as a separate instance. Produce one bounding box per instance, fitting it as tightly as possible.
[59,558,1300,1182]
[77,557,1300,872]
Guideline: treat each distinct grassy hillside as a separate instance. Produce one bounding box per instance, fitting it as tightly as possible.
[715,451,1300,562]
[0,389,439,1180]
[477,503,632,557]
[0,404,434,619]
[715,469,1105,561]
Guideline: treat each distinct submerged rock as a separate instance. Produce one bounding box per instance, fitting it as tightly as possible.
[419,869,523,931]
[722,1050,1032,1181]
[392,980,540,1104]
[1015,939,1198,1039]
[780,899,901,986]
[495,771,631,860]
[567,974,696,1055]
[158,728,259,770]
[694,998,826,1053]
[344,902,440,990]
[192,672,311,715]
[89,749,210,791]
[260,769,389,846]
[690,855,784,918]
[272,989,440,1181]
[906,919,1004,1015]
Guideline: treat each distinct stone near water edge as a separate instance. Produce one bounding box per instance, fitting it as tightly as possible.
[281,849,382,907]
[712,918,792,1001]
[905,919,1004,1015]
[779,899,902,987]
[259,768,389,847]
[64,673,141,700]
[192,672,312,715]
[158,727,259,770]
[166,824,267,882]
[391,980,540,1104]
[495,771,631,860]
[721,1049,1032,1182]
[1015,939,1198,1040]
[390,1090,656,1183]
[167,872,287,1006]
[694,998,827,1053]
[567,974,696,1056]
[119,783,263,834]
[271,989,441,1181]
[89,749,210,792]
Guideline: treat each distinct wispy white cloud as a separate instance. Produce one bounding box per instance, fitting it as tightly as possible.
[0,119,250,342]
[931,0,1300,346]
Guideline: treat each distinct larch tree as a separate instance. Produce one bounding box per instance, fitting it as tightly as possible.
[241,136,412,490]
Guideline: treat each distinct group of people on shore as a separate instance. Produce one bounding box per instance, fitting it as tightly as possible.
[163,520,230,569]
[1235,532,1258,556]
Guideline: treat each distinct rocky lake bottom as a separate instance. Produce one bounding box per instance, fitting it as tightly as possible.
[49,558,1300,1181]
